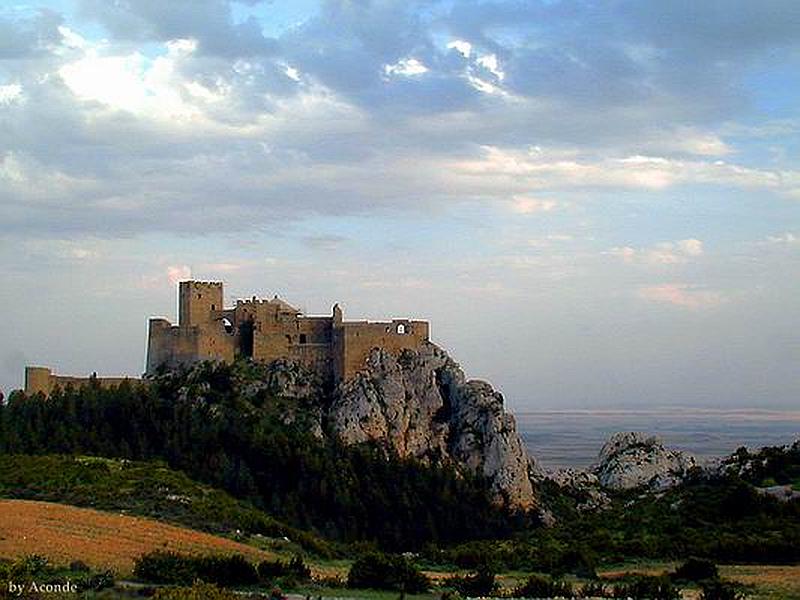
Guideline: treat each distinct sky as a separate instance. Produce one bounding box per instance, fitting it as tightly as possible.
[1,0,798,410]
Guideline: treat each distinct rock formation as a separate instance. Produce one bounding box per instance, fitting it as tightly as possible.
[593,432,697,491]
[328,343,539,511]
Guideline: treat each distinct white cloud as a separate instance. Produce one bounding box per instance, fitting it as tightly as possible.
[608,239,704,265]
[0,84,23,106]
[678,238,704,256]
[511,196,558,214]
[765,232,798,245]
[638,283,726,309]
[167,265,192,285]
[456,146,796,195]
[447,40,472,58]
[384,58,428,77]
[58,38,203,120]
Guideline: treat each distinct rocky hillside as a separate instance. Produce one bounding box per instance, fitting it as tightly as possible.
[593,431,698,491]
[170,343,541,512]
[329,344,539,510]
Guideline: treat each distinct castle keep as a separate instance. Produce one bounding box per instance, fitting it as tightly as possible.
[146,281,430,383]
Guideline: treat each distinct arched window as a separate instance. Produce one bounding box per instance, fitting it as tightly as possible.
[222,318,234,334]
[396,324,406,334]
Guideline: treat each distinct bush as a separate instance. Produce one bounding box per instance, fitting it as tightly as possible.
[513,574,572,598]
[447,566,497,597]
[257,554,311,583]
[75,569,115,592]
[556,548,597,579]
[257,559,288,580]
[195,554,258,587]
[673,557,719,582]
[134,551,258,587]
[699,579,748,600]
[287,554,311,581]
[153,581,238,600]
[347,552,430,593]
[577,580,609,598]
[134,551,196,585]
[612,575,680,600]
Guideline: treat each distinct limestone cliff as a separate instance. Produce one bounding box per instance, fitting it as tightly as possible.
[327,343,538,511]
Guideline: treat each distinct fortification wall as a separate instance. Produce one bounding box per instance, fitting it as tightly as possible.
[24,366,140,396]
[145,281,429,383]
[335,319,430,381]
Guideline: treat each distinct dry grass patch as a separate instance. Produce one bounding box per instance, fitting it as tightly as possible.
[0,499,275,574]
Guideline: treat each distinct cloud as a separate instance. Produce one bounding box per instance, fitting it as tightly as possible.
[0,83,22,105]
[75,0,276,57]
[0,0,797,244]
[609,239,704,265]
[764,232,799,246]
[510,196,557,214]
[638,283,726,309]
[167,265,192,285]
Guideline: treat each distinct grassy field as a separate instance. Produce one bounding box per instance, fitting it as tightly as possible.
[0,454,333,556]
[0,499,275,573]
[0,503,798,600]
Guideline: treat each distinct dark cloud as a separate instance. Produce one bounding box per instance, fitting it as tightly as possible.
[76,0,277,56]
[0,9,63,59]
[0,0,798,241]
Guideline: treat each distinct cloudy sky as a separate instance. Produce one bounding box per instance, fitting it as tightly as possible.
[1,0,798,409]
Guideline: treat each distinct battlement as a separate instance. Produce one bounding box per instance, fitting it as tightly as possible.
[147,280,430,383]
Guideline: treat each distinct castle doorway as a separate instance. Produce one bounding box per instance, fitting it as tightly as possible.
[239,321,254,358]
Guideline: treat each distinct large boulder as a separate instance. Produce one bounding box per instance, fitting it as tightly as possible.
[594,432,696,491]
[328,343,538,511]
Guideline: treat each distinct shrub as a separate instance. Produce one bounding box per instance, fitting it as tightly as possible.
[287,554,311,581]
[556,548,598,579]
[673,557,719,582]
[75,569,115,592]
[257,559,288,580]
[612,575,680,600]
[134,551,258,587]
[513,574,572,598]
[447,566,497,597]
[699,579,748,600]
[195,554,258,587]
[153,581,238,600]
[577,580,609,598]
[69,560,90,573]
[257,554,310,583]
[347,552,430,593]
[134,551,196,584]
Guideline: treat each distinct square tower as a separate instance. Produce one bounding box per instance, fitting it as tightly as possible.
[178,281,224,327]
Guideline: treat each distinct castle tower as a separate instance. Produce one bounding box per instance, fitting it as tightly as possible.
[179,281,223,328]
[25,366,53,396]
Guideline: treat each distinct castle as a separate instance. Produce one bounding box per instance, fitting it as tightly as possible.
[24,281,430,395]
[149,281,430,383]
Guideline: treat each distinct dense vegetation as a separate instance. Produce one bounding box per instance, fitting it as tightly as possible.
[0,361,520,550]
[0,454,332,555]
[428,464,800,573]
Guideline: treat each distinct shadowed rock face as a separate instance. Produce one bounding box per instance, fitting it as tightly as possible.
[593,432,697,491]
[328,343,539,511]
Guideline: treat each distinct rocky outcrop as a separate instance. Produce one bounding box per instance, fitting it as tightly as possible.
[549,468,611,512]
[328,343,538,511]
[593,432,697,491]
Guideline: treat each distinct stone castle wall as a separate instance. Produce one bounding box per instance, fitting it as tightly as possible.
[146,281,430,383]
[24,366,141,396]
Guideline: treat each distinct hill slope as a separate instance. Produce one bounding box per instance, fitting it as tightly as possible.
[0,499,274,573]
[0,454,333,556]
